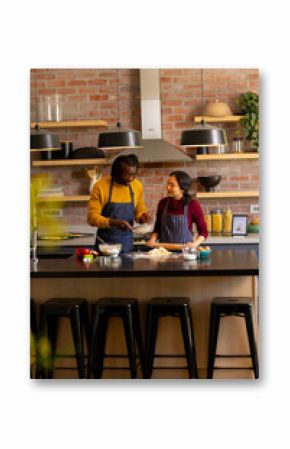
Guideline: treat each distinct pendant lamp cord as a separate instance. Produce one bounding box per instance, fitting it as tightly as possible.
[201,68,205,126]
[34,73,39,131]
[117,69,121,129]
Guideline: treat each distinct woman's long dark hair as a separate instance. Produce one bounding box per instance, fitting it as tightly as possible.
[169,170,194,204]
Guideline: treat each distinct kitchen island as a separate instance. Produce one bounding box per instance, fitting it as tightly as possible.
[31,249,259,379]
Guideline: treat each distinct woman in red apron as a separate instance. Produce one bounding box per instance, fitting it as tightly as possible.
[147,171,208,247]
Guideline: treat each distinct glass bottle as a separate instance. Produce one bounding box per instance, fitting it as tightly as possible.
[204,212,212,235]
[223,208,233,236]
[212,209,223,235]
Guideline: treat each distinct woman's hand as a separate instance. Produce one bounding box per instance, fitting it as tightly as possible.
[146,232,158,247]
[109,219,132,231]
[185,241,197,248]
[146,239,156,247]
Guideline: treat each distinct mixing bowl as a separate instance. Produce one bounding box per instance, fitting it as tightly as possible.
[99,243,122,257]
[198,175,222,192]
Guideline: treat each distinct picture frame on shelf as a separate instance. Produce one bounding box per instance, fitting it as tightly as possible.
[232,214,248,236]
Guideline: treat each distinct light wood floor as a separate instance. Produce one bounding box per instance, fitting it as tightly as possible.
[33,365,256,380]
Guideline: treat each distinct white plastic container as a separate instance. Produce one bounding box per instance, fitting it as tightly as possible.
[182,247,197,260]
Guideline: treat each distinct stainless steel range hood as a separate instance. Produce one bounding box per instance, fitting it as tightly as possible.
[121,69,192,163]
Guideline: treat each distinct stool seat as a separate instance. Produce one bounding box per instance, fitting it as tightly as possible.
[207,296,259,379]
[90,298,144,379]
[149,297,191,306]
[212,297,252,305]
[145,297,198,379]
[40,298,88,315]
[95,297,137,308]
[38,298,90,379]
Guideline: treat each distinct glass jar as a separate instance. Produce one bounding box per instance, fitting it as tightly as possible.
[223,208,233,235]
[232,137,244,153]
[212,209,223,235]
[38,94,64,122]
[204,212,212,234]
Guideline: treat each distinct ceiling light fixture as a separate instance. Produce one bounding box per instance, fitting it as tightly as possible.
[180,69,227,149]
[30,125,61,152]
[98,69,143,150]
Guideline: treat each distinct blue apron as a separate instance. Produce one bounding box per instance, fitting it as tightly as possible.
[160,198,192,244]
[96,179,135,253]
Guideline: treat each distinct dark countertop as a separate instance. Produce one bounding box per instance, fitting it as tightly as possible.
[31,249,258,278]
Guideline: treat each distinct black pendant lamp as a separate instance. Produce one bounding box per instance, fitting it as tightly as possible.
[180,69,227,149]
[98,69,143,150]
[30,125,61,152]
[180,120,227,147]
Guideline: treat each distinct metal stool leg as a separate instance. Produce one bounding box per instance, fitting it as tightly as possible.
[132,304,145,378]
[93,312,108,379]
[123,308,137,379]
[244,308,259,379]
[70,307,85,379]
[207,305,221,379]
[180,308,198,378]
[145,308,159,379]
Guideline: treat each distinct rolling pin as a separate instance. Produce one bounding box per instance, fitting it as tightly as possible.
[152,242,185,250]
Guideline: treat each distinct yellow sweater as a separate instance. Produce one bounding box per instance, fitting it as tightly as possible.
[87,176,148,228]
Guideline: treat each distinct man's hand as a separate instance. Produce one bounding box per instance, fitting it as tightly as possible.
[109,219,132,231]
[139,212,151,224]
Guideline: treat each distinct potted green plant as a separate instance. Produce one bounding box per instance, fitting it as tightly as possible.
[238,91,259,151]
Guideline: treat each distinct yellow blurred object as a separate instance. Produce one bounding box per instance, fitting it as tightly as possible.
[204,213,212,234]
[251,216,259,225]
[223,208,232,235]
[212,210,223,235]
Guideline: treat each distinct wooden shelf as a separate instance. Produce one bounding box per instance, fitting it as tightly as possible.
[193,115,244,123]
[32,158,110,167]
[31,119,108,129]
[195,153,259,161]
[36,191,259,202]
[37,195,90,203]
[196,191,259,199]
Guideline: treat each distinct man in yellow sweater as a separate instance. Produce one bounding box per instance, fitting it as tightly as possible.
[87,154,150,252]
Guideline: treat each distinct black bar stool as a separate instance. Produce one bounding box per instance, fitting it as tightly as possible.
[145,297,198,379]
[30,298,38,337]
[37,298,90,379]
[207,297,259,379]
[30,298,38,378]
[89,298,144,379]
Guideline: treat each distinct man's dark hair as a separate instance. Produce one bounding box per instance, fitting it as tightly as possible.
[111,155,139,178]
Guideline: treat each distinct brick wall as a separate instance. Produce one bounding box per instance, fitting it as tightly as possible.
[30,68,259,226]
